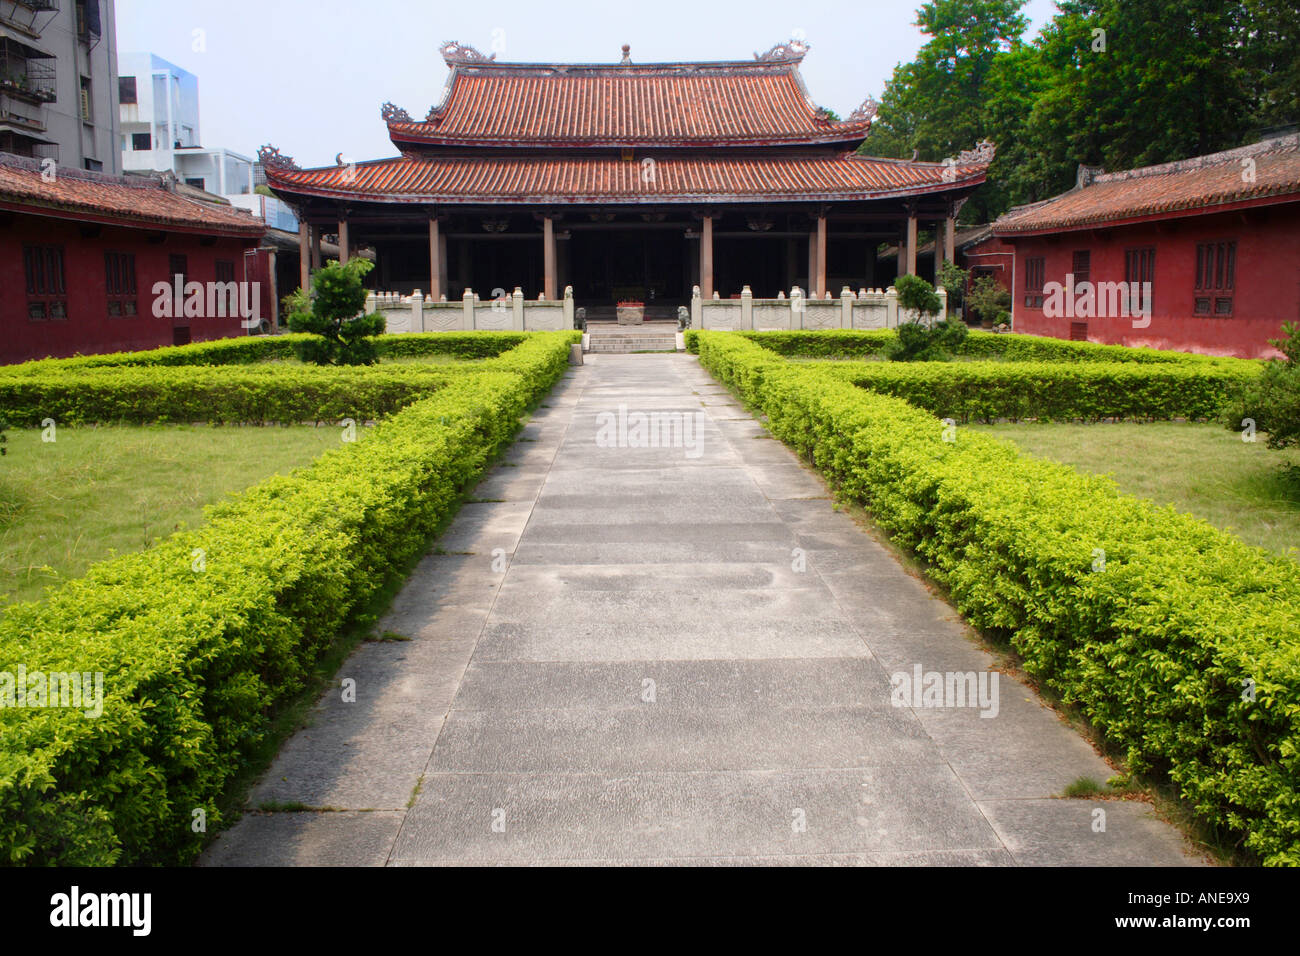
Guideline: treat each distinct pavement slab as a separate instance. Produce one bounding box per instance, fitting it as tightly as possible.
[201,353,1203,868]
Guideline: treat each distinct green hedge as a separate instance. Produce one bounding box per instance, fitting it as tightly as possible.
[0,333,575,865]
[695,331,1300,865]
[0,333,577,425]
[0,332,533,375]
[834,361,1257,423]
[690,329,1248,366]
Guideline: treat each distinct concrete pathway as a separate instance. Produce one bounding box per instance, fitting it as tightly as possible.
[201,354,1203,866]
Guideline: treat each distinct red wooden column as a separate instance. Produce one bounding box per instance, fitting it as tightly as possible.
[544,215,557,299]
[298,220,310,292]
[700,214,714,299]
[905,208,918,276]
[815,214,827,297]
[428,215,443,300]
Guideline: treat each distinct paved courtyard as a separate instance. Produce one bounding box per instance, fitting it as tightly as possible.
[201,353,1203,866]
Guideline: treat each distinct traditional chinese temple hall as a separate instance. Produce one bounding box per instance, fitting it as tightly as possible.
[264,40,993,317]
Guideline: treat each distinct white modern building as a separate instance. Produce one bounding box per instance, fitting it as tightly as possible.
[117,51,298,230]
[0,0,121,172]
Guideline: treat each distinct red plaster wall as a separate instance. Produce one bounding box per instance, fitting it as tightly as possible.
[1,212,258,365]
[960,234,1015,297]
[1004,204,1299,358]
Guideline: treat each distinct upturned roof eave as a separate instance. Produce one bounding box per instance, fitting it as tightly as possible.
[265,172,986,208]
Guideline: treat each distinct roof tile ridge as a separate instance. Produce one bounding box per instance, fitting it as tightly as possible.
[0,151,165,190]
[1091,133,1300,185]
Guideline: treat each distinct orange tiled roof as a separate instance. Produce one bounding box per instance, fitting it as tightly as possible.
[0,156,265,237]
[384,41,876,148]
[265,152,985,204]
[994,135,1300,235]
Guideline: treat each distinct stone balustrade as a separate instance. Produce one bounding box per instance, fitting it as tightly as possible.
[689,284,947,331]
[364,285,575,333]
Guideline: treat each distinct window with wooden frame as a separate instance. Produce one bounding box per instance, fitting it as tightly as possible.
[105,252,138,317]
[23,245,67,320]
[168,253,188,285]
[1194,241,1236,316]
[1024,256,1045,308]
[1071,250,1091,285]
[1125,247,1156,311]
[214,260,238,317]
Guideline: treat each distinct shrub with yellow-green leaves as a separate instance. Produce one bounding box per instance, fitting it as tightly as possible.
[695,330,1300,865]
[0,332,576,865]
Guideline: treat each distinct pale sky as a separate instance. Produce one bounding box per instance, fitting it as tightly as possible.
[115,0,1062,169]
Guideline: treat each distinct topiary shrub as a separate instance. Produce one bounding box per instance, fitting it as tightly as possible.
[284,259,386,366]
[1236,322,1299,446]
[888,275,968,361]
[967,274,1013,328]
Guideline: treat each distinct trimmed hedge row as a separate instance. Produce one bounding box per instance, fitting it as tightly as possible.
[0,332,576,865]
[685,329,1248,366]
[695,331,1300,865]
[833,360,1257,423]
[0,331,532,375]
[0,334,576,425]
[0,364,454,426]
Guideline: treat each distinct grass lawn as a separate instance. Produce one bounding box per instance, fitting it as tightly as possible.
[0,424,356,606]
[971,421,1300,559]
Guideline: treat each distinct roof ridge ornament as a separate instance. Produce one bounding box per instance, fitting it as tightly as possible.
[382,102,413,124]
[957,140,996,165]
[848,96,879,124]
[257,144,300,172]
[441,40,496,65]
[755,38,809,62]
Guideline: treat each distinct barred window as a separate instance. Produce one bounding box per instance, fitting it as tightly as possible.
[1125,247,1156,311]
[24,245,67,320]
[1024,257,1045,308]
[105,252,138,317]
[214,260,238,316]
[1194,241,1235,316]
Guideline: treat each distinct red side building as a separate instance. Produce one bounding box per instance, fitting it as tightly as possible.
[0,153,266,365]
[993,133,1300,358]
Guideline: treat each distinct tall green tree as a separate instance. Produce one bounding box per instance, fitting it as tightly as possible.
[862,0,1291,222]
[864,0,1031,219]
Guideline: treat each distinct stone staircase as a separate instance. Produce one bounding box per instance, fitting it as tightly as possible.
[585,323,680,354]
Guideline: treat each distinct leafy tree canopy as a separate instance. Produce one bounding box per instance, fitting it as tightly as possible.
[862,0,1297,221]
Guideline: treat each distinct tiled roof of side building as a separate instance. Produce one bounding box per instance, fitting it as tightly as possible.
[0,154,266,237]
[383,40,879,148]
[994,134,1300,235]
[265,152,987,204]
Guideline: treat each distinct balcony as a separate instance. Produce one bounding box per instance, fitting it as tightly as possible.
[0,89,45,130]
[0,128,56,160]
[0,38,55,105]
[0,1,61,37]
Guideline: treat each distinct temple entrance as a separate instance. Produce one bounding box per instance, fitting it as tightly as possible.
[569,229,687,318]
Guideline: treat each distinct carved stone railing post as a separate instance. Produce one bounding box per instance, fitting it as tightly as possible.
[463,288,476,330]
[410,290,424,333]
[511,287,525,331]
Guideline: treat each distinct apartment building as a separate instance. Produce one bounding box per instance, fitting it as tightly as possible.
[0,0,120,173]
